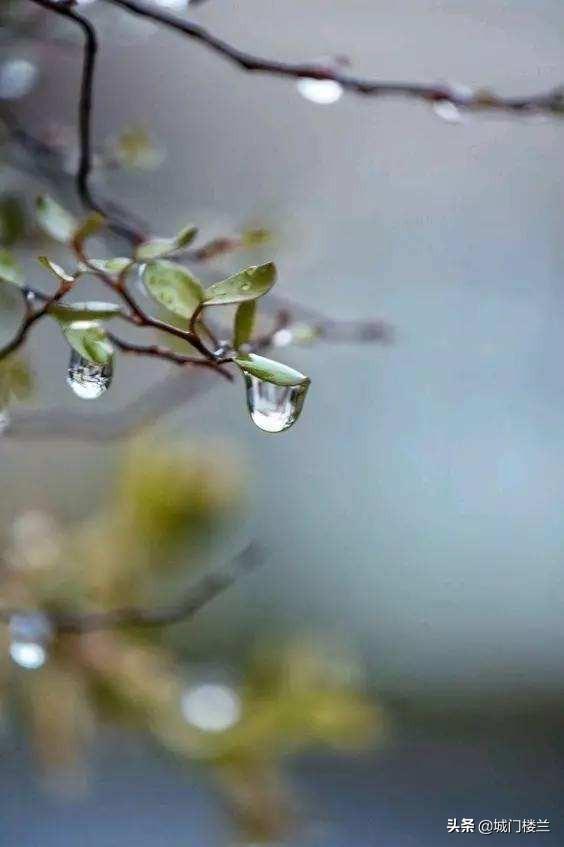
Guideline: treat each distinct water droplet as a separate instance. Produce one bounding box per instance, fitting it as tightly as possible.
[297,77,343,105]
[433,99,465,124]
[9,612,52,670]
[272,328,294,348]
[245,375,309,433]
[181,683,241,732]
[214,340,234,358]
[0,59,38,101]
[66,349,113,399]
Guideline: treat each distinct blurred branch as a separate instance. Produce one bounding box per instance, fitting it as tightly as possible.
[27,0,145,243]
[0,544,260,632]
[100,0,564,115]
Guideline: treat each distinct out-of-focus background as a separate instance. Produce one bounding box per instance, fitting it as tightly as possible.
[1,0,564,844]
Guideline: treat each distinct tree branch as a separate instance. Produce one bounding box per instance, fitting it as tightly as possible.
[0,545,259,633]
[99,0,564,116]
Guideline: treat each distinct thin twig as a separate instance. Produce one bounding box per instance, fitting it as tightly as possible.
[0,545,260,633]
[99,0,564,115]
[28,0,145,244]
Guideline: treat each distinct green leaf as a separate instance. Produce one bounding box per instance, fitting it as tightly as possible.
[38,256,76,284]
[0,355,33,404]
[233,300,256,349]
[36,195,78,243]
[135,225,197,261]
[110,126,163,171]
[62,322,114,365]
[78,257,132,275]
[142,260,204,319]
[234,353,309,387]
[50,301,122,323]
[204,262,276,306]
[73,212,105,245]
[0,249,24,287]
[0,195,26,247]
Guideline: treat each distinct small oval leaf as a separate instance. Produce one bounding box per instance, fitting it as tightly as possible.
[233,300,256,349]
[234,353,309,387]
[0,249,24,287]
[62,322,114,365]
[36,195,77,244]
[50,301,122,323]
[204,262,276,306]
[142,259,204,319]
[135,225,197,261]
[78,257,132,276]
[38,256,76,284]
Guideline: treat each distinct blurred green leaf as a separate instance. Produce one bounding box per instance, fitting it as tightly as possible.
[51,301,122,323]
[0,195,26,246]
[0,355,33,406]
[142,260,204,319]
[234,353,309,387]
[110,126,163,171]
[79,258,132,276]
[135,225,198,261]
[62,322,114,365]
[204,263,276,306]
[36,195,77,244]
[38,256,76,284]
[73,212,105,245]
[233,301,256,349]
[0,249,24,287]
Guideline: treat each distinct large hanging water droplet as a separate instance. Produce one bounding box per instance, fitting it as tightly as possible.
[244,374,309,433]
[66,349,113,399]
[9,612,53,670]
[297,77,343,105]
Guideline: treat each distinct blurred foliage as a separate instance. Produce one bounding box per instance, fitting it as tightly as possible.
[0,437,381,843]
[0,354,33,409]
[105,126,164,171]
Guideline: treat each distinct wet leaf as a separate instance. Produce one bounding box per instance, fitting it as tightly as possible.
[36,195,77,244]
[142,260,204,319]
[233,300,256,349]
[51,301,122,323]
[234,353,309,387]
[38,256,76,284]
[0,249,24,287]
[204,263,276,306]
[62,322,114,365]
[79,257,132,276]
[135,225,197,261]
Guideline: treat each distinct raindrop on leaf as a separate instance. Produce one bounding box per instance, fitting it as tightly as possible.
[66,349,113,400]
[244,374,309,433]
